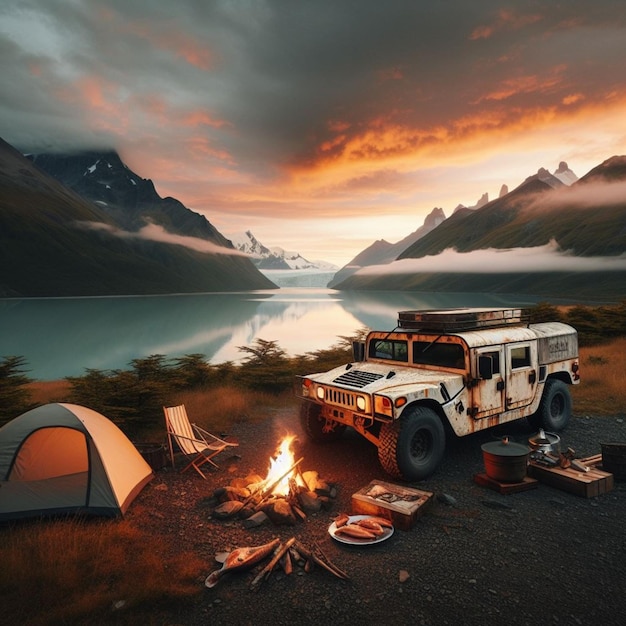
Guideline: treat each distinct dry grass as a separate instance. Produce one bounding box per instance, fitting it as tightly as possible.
[170,385,297,434]
[571,337,626,416]
[0,518,204,625]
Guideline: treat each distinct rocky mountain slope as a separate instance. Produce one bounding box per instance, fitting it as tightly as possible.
[331,158,626,299]
[0,139,275,297]
[328,207,445,287]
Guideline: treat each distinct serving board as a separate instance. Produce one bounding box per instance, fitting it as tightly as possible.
[351,480,433,531]
[527,455,614,497]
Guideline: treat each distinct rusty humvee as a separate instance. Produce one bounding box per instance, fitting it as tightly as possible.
[296,308,579,481]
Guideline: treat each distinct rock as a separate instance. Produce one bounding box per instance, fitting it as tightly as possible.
[480,498,514,511]
[437,493,458,507]
[229,477,250,489]
[242,511,269,528]
[314,479,332,497]
[219,486,249,502]
[298,490,322,513]
[302,470,319,492]
[262,499,297,525]
[197,495,219,509]
[399,570,410,583]
[239,504,257,519]
[244,473,264,486]
[212,500,244,519]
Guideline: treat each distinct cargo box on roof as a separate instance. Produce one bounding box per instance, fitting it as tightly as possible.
[397,308,529,332]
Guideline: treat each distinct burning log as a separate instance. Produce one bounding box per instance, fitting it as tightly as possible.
[210,436,337,527]
[242,456,304,506]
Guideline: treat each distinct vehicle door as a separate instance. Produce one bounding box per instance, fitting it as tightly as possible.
[504,342,538,409]
[471,346,505,419]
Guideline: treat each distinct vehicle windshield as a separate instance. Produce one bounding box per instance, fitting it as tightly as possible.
[413,341,465,370]
[369,339,408,362]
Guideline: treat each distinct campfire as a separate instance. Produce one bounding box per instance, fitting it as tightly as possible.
[209,435,337,527]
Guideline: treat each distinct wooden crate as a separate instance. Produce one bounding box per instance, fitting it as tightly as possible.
[351,480,433,531]
[527,455,614,497]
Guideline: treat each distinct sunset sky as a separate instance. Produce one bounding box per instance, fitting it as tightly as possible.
[2,1,626,267]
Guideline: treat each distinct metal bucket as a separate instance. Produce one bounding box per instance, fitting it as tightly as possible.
[481,437,530,483]
[601,442,626,481]
[135,443,168,470]
[528,429,561,455]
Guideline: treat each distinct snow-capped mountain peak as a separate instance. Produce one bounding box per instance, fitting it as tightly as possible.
[229,231,337,270]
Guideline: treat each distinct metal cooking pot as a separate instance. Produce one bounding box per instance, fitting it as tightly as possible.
[528,429,561,455]
[481,437,530,483]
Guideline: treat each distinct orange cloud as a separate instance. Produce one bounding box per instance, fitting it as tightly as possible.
[477,65,567,102]
[470,8,543,40]
[562,93,584,106]
[181,110,229,129]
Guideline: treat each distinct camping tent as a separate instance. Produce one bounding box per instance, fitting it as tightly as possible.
[0,403,153,521]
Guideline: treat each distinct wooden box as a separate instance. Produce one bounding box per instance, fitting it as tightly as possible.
[351,480,433,530]
[527,455,614,498]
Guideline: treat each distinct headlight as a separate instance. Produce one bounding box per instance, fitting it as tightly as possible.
[356,396,366,411]
[316,386,325,400]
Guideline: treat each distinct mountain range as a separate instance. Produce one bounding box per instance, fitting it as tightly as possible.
[329,162,581,288]
[330,157,626,299]
[0,139,275,297]
[2,132,625,300]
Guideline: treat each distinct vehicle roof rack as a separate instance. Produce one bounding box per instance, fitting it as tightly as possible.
[397,308,530,332]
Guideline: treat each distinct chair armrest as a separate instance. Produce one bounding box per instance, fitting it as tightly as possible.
[193,424,238,446]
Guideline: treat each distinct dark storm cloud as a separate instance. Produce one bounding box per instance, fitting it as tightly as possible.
[2,0,626,271]
[3,0,625,165]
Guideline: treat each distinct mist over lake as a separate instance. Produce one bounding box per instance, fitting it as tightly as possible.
[1,287,565,381]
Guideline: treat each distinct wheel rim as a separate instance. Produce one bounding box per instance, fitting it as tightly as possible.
[550,393,564,418]
[409,429,432,461]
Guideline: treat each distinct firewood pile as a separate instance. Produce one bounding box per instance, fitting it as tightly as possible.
[208,457,338,528]
[205,535,349,590]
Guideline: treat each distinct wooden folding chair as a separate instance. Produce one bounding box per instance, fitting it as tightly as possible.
[163,404,238,478]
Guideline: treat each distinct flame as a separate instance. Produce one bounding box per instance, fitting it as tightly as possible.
[263,435,304,496]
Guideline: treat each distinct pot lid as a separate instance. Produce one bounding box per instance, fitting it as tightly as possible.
[481,436,530,457]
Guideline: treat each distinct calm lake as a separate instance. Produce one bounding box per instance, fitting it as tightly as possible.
[1,283,555,381]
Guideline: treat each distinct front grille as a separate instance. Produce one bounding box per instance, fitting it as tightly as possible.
[326,388,358,409]
[332,370,383,388]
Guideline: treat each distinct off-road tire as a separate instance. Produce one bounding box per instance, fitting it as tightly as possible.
[300,402,346,442]
[528,379,571,431]
[378,406,445,481]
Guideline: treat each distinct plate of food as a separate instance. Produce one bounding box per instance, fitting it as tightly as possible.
[328,514,394,545]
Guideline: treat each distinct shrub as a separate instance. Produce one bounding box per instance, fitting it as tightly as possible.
[0,356,35,426]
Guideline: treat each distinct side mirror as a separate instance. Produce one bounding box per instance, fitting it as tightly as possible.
[352,341,366,362]
[478,355,493,380]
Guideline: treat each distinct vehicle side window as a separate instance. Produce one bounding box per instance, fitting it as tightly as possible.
[510,345,531,369]
[482,351,501,374]
[369,339,408,362]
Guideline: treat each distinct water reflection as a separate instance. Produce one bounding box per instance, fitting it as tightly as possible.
[1,289,543,380]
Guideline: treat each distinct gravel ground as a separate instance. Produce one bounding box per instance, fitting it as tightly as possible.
[128,408,626,626]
